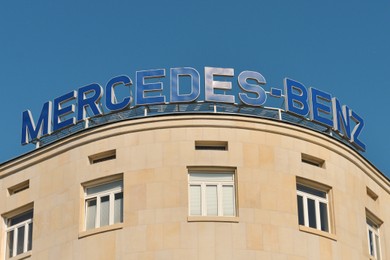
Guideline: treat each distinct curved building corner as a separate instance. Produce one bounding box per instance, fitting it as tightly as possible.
[0,114,389,259]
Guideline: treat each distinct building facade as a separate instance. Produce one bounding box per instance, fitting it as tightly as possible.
[0,114,389,259]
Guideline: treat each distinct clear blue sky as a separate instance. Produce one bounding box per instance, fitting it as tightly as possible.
[1,1,389,177]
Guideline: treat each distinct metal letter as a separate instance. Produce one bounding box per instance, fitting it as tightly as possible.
[136,69,166,106]
[238,71,267,106]
[284,78,309,117]
[332,97,351,139]
[170,67,200,103]
[309,88,333,128]
[350,110,366,151]
[105,75,133,112]
[205,67,235,103]
[53,91,77,132]
[77,83,103,121]
[21,101,52,145]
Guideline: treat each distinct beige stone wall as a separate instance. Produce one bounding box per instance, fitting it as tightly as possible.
[0,115,389,259]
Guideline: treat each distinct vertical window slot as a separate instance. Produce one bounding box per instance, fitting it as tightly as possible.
[366,210,383,260]
[188,169,236,217]
[296,178,332,234]
[83,178,123,230]
[4,207,34,258]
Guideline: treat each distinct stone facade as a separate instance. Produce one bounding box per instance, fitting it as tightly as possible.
[0,114,389,259]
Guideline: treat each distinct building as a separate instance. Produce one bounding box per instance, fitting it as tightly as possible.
[0,103,389,259]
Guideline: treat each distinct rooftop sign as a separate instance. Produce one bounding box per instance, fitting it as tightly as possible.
[21,66,365,151]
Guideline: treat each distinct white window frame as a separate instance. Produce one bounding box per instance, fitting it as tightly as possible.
[297,184,331,233]
[84,180,123,230]
[5,210,33,258]
[188,171,236,217]
[367,217,382,260]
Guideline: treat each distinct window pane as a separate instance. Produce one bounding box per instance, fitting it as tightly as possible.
[100,195,110,227]
[369,230,374,256]
[87,180,123,195]
[10,211,33,226]
[114,192,123,224]
[319,202,329,232]
[17,225,25,255]
[206,185,218,216]
[190,185,202,216]
[307,199,317,229]
[297,184,326,198]
[7,230,14,258]
[222,185,234,216]
[297,195,304,225]
[375,234,381,260]
[86,199,97,230]
[28,222,33,251]
[367,218,379,231]
[367,218,374,228]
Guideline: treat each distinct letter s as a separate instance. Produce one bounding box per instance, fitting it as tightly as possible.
[238,71,267,106]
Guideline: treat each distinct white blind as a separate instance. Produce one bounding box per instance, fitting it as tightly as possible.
[190,185,201,215]
[223,185,234,216]
[206,185,218,216]
[189,173,233,182]
[87,180,122,196]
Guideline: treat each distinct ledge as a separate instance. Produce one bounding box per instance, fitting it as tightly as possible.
[299,225,337,241]
[9,251,32,260]
[79,223,123,239]
[187,216,239,223]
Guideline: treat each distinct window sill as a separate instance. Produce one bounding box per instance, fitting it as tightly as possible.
[299,225,337,241]
[187,216,239,223]
[8,251,32,260]
[79,223,123,239]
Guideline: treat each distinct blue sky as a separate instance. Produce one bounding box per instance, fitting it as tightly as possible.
[1,1,389,177]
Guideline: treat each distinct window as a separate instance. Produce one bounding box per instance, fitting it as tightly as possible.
[85,180,123,230]
[366,187,378,201]
[88,150,116,164]
[296,182,331,232]
[195,141,228,151]
[188,171,236,217]
[367,216,382,260]
[301,153,325,168]
[8,180,30,196]
[6,210,33,258]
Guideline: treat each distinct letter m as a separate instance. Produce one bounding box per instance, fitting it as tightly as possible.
[21,101,52,145]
